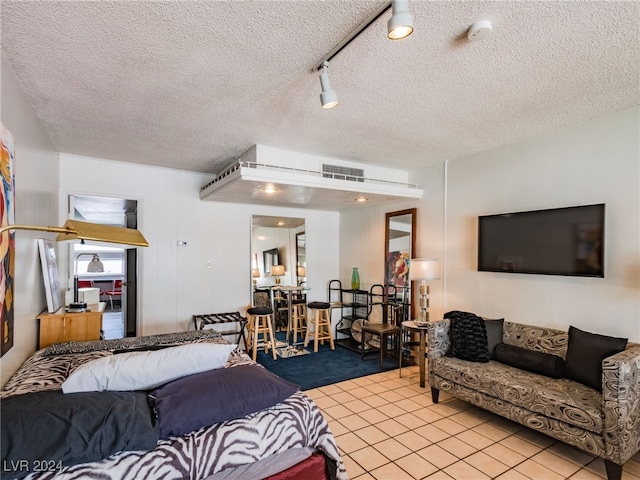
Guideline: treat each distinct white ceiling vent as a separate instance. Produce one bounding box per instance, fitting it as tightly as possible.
[322,164,365,183]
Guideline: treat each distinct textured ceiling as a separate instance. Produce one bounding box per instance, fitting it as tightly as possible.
[2,1,639,179]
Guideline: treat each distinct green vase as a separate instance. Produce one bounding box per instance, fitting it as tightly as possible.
[351,267,360,290]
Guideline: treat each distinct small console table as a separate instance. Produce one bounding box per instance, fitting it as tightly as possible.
[400,320,429,388]
[37,302,106,349]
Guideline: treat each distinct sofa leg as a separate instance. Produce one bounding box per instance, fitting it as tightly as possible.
[431,387,439,403]
[604,460,623,480]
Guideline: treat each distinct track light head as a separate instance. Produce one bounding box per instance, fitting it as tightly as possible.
[319,61,339,109]
[388,0,414,40]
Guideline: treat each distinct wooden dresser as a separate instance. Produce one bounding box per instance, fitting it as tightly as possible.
[37,302,106,349]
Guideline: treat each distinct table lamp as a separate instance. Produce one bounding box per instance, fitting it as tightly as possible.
[409,258,440,324]
[271,265,285,285]
[252,268,261,286]
[297,265,306,285]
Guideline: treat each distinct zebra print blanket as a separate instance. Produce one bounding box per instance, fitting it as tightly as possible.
[1,335,347,480]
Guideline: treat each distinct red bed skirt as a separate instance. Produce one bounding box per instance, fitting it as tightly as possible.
[264,452,330,480]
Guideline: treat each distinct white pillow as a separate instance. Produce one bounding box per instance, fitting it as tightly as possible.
[62,342,237,393]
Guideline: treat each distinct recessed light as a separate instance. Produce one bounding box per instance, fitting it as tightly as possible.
[263,185,277,194]
[355,196,368,202]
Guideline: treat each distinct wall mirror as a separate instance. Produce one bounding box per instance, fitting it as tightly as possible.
[384,208,416,311]
[296,232,306,286]
[251,215,305,290]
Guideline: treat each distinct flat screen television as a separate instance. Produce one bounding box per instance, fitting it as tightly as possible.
[477,204,605,277]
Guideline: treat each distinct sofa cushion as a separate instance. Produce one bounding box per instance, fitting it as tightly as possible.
[565,326,628,391]
[431,356,603,434]
[484,318,504,359]
[494,342,565,378]
[447,311,490,363]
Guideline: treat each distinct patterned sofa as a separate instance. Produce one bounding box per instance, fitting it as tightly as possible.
[427,319,640,480]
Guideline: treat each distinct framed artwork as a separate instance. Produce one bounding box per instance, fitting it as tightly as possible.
[1,123,15,357]
[386,250,410,288]
[38,239,62,313]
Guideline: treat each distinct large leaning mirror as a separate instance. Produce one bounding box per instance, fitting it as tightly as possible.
[384,208,416,316]
[251,215,305,292]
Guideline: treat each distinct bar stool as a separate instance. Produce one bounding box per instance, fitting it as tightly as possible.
[246,306,277,361]
[304,301,335,352]
[287,300,307,344]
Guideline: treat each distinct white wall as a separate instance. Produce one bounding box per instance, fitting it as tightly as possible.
[59,154,340,335]
[1,55,60,385]
[341,108,639,341]
[443,107,640,340]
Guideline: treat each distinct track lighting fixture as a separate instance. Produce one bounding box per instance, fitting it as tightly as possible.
[387,0,414,40]
[319,61,339,109]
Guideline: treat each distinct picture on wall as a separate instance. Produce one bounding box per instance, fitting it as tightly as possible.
[38,239,63,313]
[1,123,15,357]
[386,250,410,288]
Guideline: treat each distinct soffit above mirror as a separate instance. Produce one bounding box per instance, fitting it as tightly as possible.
[200,145,422,211]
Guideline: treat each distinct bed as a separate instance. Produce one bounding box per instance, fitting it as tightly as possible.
[1,330,347,480]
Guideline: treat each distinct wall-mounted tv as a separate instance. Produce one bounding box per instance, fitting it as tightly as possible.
[477,204,605,277]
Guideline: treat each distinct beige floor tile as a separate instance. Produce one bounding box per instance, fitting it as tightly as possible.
[495,469,531,479]
[455,429,495,450]
[342,454,366,478]
[335,432,369,454]
[353,473,376,480]
[481,442,528,467]
[443,398,473,412]
[364,382,390,394]
[358,408,390,424]
[344,399,374,414]
[340,413,372,432]
[569,468,606,479]
[327,419,350,437]
[335,379,362,391]
[373,437,413,461]
[394,430,432,451]
[428,402,463,418]
[499,434,545,458]
[324,403,356,420]
[583,458,607,478]
[491,416,525,435]
[378,390,408,403]
[531,450,582,477]
[431,418,468,435]
[465,451,510,478]
[395,385,424,399]
[472,422,514,442]
[395,411,427,429]
[370,461,415,480]
[303,388,325,400]
[443,460,491,480]
[396,397,427,412]
[350,445,391,472]
[355,425,390,444]
[312,395,339,409]
[624,459,640,477]
[438,436,479,459]
[412,394,437,408]
[375,418,410,437]
[448,410,489,429]
[416,444,459,469]
[547,442,596,466]
[361,394,389,408]
[422,471,454,480]
[331,390,359,404]
[395,453,439,479]
[414,424,450,444]
[318,384,343,395]
[374,403,407,419]
[352,375,376,387]
[347,386,376,399]
[514,427,556,448]
[413,407,445,424]
[515,459,565,480]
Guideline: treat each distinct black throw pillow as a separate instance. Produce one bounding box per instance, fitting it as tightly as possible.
[484,318,504,359]
[564,326,627,391]
[494,342,565,378]
[446,311,490,363]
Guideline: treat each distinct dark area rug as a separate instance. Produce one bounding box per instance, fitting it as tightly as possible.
[256,334,398,390]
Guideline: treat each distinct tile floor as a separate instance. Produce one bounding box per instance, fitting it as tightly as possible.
[305,366,640,480]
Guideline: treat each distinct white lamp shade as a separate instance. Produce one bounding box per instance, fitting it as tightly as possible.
[409,258,440,281]
[271,265,285,276]
[297,266,307,277]
[252,268,261,278]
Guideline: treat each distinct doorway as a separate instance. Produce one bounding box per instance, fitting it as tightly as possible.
[68,195,140,338]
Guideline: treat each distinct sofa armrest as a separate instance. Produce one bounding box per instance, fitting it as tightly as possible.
[602,343,640,464]
[427,318,451,359]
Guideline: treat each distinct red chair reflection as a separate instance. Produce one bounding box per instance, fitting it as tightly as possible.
[105,279,123,310]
